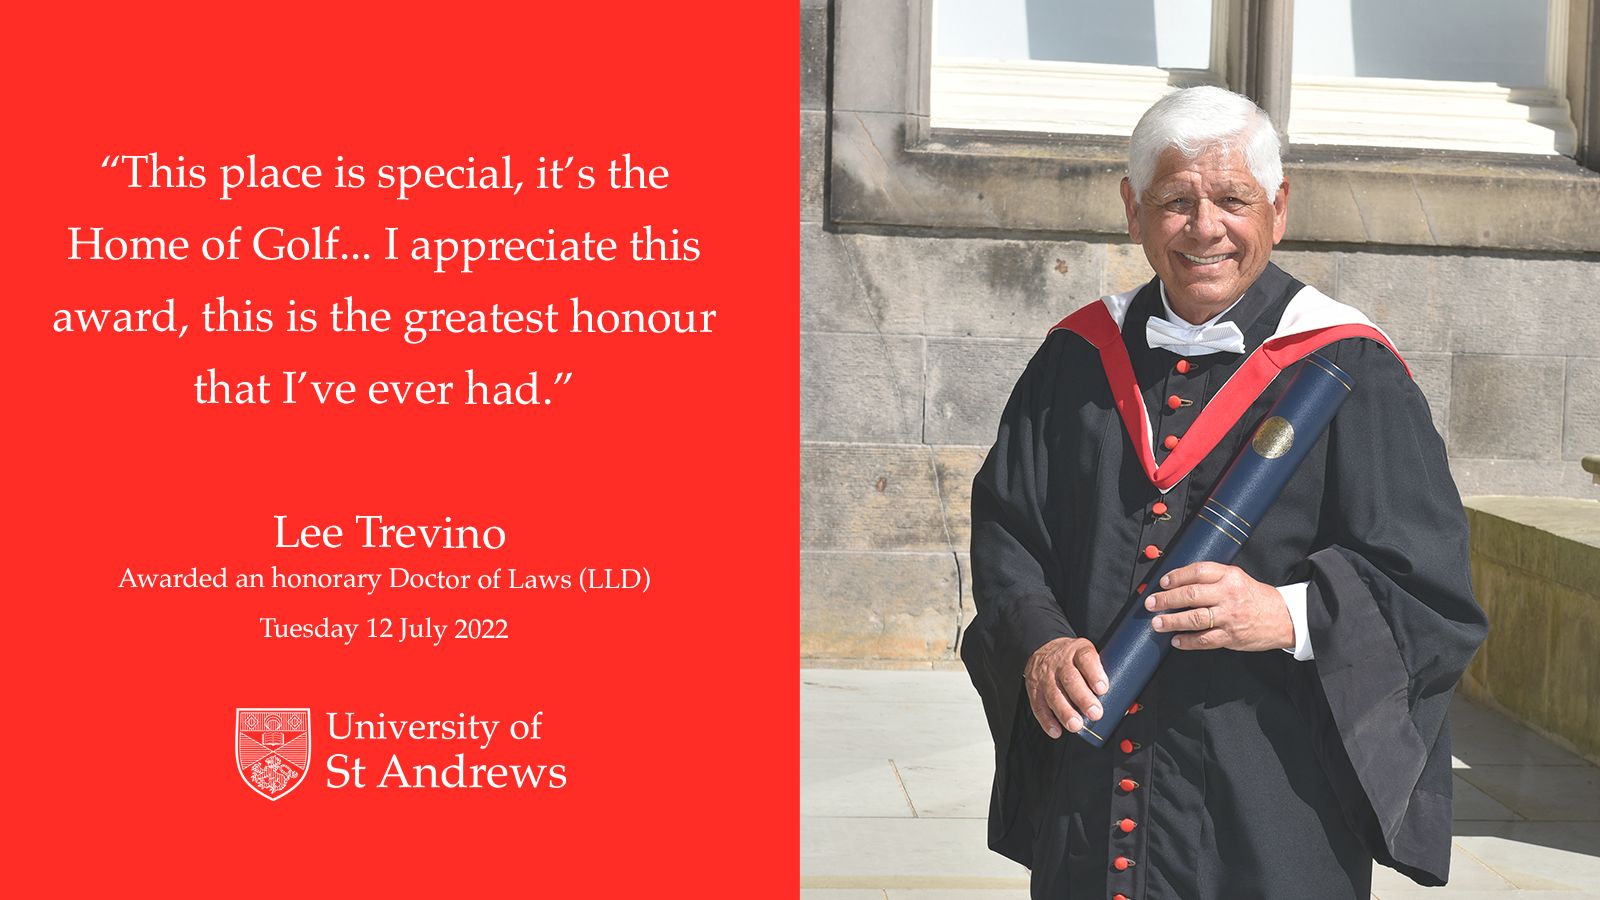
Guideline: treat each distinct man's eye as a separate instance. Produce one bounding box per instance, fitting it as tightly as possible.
[1165,199,1192,212]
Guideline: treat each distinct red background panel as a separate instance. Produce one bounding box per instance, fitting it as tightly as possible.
[3,4,796,895]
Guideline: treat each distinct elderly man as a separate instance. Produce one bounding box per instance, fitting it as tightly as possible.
[962,86,1486,899]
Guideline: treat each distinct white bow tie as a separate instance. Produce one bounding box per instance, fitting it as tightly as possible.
[1145,316,1246,356]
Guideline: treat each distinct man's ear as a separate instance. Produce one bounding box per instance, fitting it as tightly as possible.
[1120,177,1142,243]
[1271,176,1290,245]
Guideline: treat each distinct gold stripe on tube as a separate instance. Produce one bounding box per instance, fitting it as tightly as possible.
[1209,498,1254,528]
[1304,355,1353,391]
[1195,509,1244,546]
[1202,502,1252,540]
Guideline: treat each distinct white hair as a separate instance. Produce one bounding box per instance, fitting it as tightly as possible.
[1127,86,1283,198]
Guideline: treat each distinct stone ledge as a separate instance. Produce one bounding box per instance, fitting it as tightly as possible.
[831,122,1600,254]
[1462,495,1600,764]
[1464,496,1600,597]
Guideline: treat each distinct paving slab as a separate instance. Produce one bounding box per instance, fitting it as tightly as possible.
[1453,823,1600,891]
[1452,774,1523,822]
[801,699,993,759]
[893,756,993,819]
[1376,883,1600,890]
[1370,848,1515,893]
[800,883,1036,890]
[799,669,1600,897]
[802,668,984,703]
[1455,765,1600,822]
[803,757,915,818]
[1451,699,1593,768]
[801,817,1030,886]
[883,883,1030,890]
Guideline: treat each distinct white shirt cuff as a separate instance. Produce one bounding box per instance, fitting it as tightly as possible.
[1278,581,1314,661]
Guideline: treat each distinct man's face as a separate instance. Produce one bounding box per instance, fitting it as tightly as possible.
[1120,143,1289,323]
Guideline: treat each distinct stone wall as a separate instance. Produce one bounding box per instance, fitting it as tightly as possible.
[800,0,1600,665]
[1461,497,1600,765]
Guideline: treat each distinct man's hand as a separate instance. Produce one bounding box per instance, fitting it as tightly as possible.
[1024,637,1109,739]
[1146,561,1293,651]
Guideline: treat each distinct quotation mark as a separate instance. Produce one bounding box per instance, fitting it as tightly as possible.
[102,154,120,168]
[552,373,573,386]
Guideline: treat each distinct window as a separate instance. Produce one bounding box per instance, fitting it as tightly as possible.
[825,0,1600,253]
[930,0,1579,157]
[1289,0,1574,155]
[932,0,1229,135]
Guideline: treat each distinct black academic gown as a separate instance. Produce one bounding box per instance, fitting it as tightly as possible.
[961,264,1487,899]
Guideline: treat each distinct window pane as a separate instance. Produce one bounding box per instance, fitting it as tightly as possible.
[936,0,1212,70]
[1293,0,1548,87]
[1287,1,1571,154]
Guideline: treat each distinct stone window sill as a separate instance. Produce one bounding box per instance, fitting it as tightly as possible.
[828,116,1600,254]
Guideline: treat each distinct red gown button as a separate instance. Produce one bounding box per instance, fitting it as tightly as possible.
[1136,582,1148,593]
[1163,435,1180,450]
[1126,702,1142,715]
[1151,501,1168,516]
[1119,778,1138,792]
[1114,856,1135,871]
[1119,738,1137,753]
[1115,894,1131,900]
[1176,359,1191,374]
[1143,545,1161,560]
[1166,394,1182,410]
[1119,818,1138,833]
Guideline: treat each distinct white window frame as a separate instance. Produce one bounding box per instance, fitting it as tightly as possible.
[1287,0,1575,156]
[827,0,1600,254]
[931,0,1231,136]
[930,0,1577,157]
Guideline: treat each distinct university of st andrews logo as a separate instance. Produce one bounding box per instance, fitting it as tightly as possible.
[236,708,311,801]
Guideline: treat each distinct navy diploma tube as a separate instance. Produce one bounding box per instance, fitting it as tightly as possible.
[1077,352,1355,748]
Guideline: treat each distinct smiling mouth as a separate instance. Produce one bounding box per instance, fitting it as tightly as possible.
[1179,252,1234,266]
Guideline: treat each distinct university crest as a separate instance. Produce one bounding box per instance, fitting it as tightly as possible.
[236,708,311,801]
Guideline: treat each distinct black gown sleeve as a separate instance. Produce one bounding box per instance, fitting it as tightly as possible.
[1290,338,1489,886]
[961,332,1079,865]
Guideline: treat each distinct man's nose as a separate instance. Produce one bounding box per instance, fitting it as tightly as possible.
[1187,200,1226,240]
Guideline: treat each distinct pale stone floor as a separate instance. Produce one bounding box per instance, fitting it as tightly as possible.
[801,669,1600,899]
